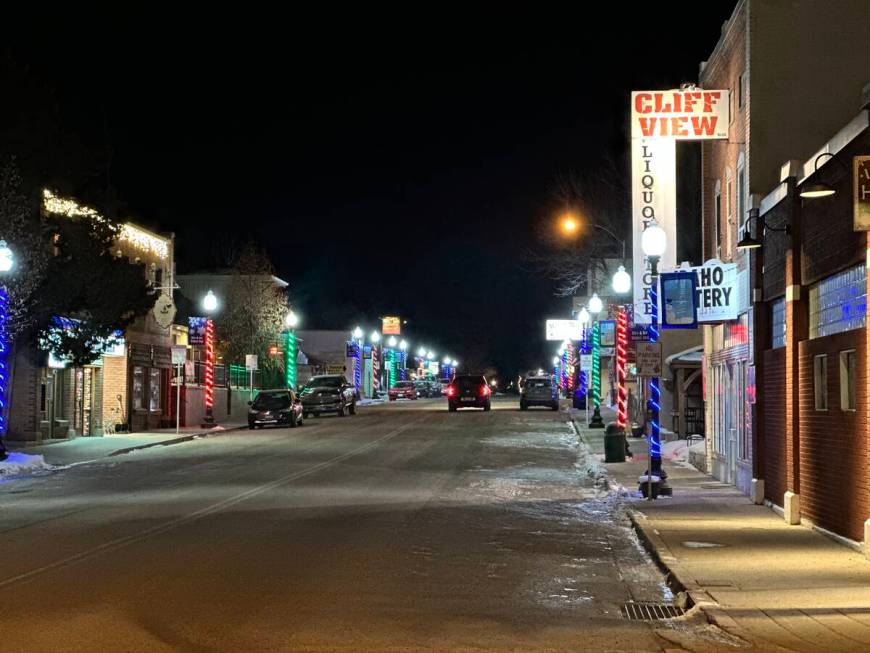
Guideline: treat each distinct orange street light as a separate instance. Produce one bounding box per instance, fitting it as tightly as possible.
[560,213,580,236]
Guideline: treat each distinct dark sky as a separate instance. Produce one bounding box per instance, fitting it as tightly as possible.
[3,5,735,378]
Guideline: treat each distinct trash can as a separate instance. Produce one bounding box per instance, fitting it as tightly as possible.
[604,422,627,463]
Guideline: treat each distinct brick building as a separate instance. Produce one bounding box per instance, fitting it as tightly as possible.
[8,194,175,440]
[698,0,870,496]
[757,106,870,543]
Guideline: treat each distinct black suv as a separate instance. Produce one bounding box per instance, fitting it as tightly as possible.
[446,374,491,412]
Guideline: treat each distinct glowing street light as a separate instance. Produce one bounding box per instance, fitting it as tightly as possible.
[0,241,14,273]
[285,309,299,329]
[578,307,590,326]
[370,331,380,344]
[202,289,219,313]
[588,292,603,315]
[387,335,397,348]
[612,265,631,294]
[399,340,408,351]
[560,213,579,235]
[352,326,363,340]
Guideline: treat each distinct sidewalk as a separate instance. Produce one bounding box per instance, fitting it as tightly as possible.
[5,422,247,467]
[573,407,870,653]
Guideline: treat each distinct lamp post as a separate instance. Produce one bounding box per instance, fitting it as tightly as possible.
[582,299,604,428]
[0,241,14,458]
[370,331,381,398]
[284,310,299,391]
[352,326,363,397]
[200,290,218,427]
[641,220,667,497]
[386,335,398,388]
[399,340,408,380]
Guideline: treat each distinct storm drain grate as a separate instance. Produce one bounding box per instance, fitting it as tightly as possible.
[621,602,685,621]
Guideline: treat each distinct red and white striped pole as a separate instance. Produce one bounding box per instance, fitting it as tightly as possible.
[202,317,215,426]
[616,306,629,430]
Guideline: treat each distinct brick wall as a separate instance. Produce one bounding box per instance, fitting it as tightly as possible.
[762,348,787,505]
[102,355,127,430]
[8,346,40,440]
[798,330,868,541]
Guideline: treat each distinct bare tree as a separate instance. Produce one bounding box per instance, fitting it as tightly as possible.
[525,155,630,296]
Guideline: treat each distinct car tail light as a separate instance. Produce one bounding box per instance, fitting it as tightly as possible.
[480,385,490,397]
[447,386,455,397]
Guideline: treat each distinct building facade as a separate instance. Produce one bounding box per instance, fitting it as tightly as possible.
[699,0,870,496]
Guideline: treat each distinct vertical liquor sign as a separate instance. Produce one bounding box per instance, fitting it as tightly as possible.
[630,89,730,323]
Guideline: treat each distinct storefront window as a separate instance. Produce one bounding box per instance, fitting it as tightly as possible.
[809,264,867,339]
[771,298,786,349]
[149,368,161,412]
[813,355,828,411]
[840,350,857,411]
[133,366,145,410]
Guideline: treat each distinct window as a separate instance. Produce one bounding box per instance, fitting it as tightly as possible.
[714,181,722,258]
[771,298,786,349]
[133,366,145,410]
[726,170,733,256]
[737,154,746,230]
[840,350,857,411]
[738,71,747,109]
[809,264,867,339]
[149,368,161,412]
[814,355,828,411]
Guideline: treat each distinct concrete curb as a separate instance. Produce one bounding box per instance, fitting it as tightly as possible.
[107,425,248,457]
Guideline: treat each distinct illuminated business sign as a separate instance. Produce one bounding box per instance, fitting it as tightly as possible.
[382,316,401,335]
[546,319,583,341]
[855,156,870,231]
[631,89,729,323]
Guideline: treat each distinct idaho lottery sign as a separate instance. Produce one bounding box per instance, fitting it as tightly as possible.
[631,88,729,323]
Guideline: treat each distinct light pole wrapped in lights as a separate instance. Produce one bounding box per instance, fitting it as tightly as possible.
[616,306,629,430]
[352,327,363,397]
[0,241,13,458]
[200,290,218,428]
[285,310,299,391]
[399,340,408,381]
[640,220,668,498]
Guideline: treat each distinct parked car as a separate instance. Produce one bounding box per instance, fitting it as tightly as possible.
[389,380,418,401]
[428,379,442,396]
[248,389,304,428]
[520,376,559,411]
[414,380,437,398]
[300,375,357,417]
[446,374,491,412]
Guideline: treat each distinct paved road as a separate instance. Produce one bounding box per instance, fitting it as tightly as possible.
[0,397,715,652]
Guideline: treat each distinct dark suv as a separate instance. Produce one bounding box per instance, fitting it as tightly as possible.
[446,374,491,412]
[300,375,357,417]
[248,389,304,429]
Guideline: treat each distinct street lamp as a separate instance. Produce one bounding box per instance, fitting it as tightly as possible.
[398,339,408,381]
[351,327,364,397]
[353,326,363,340]
[285,310,299,390]
[200,290,218,427]
[641,220,667,497]
[0,241,14,457]
[370,331,381,397]
[388,336,397,348]
[799,152,848,199]
[588,292,603,315]
[612,265,631,294]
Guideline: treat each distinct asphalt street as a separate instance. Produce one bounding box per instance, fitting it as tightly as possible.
[0,397,720,652]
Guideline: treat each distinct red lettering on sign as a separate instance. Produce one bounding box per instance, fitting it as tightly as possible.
[703,91,721,113]
[634,93,653,114]
[671,116,688,137]
[690,115,719,136]
[639,117,657,137]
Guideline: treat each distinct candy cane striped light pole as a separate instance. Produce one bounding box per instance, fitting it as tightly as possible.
[616,306,629,430]
[200,290,218,427]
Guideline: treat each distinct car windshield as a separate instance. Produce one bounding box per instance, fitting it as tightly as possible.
[252,393,291,410]
[528,379,551,388]
[396,381,414,388]
[307,377,343,389]
[455,375,485,388]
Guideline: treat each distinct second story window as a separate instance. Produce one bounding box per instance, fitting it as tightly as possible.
[809,264,867,339]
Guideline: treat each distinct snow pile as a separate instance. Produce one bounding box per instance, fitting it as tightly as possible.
[662,439,691,462]
[357,398,386,406]
[0,452,52,477]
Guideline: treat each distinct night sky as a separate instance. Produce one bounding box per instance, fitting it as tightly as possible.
[3,5,735,378]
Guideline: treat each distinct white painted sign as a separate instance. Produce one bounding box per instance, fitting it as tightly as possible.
[580,354,593,373]
[245,354,258,371]
[673,259,738,322]
[636,342,663,377]
[631,90,729,140]
[171,345,187,366]
[546,320,582,341]
[630,89,730,324]
[631,138,677,323]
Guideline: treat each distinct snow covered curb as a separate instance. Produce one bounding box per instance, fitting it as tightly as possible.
[0,453,53,478]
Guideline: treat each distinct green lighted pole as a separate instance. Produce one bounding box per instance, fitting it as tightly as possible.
[284,310,299,391]
[285,330,298,390]
[589,321,605,428]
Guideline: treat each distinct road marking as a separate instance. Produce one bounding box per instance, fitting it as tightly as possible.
[0,415,426,589]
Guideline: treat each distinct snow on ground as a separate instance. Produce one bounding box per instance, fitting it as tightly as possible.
[0,453,53,478]
[357,398,386,406]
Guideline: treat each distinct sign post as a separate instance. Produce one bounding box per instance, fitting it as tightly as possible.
[245,354,258,402]
[171,345,187,435]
